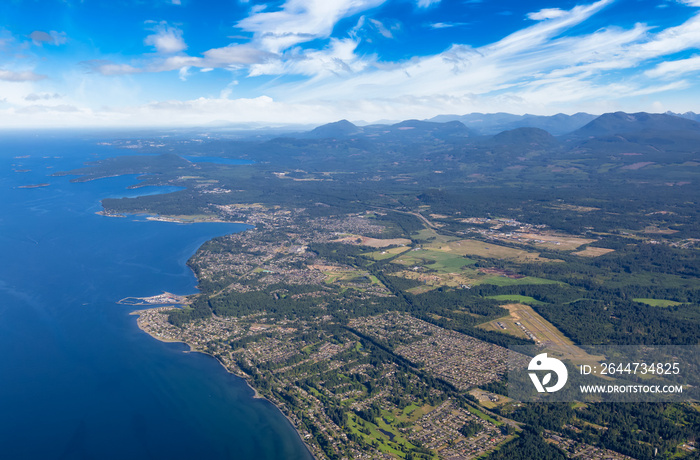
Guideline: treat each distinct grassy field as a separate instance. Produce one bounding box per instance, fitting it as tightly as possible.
[478,276,559,286]
[394,248,476,273]
[428,239,561,263]
[499,232,595,251]
[333,234,412,248]
[364,246,411,260]
[486,295,547,305]
[346,412,423,459]
[573,247,616,257]
[633,298,683,307]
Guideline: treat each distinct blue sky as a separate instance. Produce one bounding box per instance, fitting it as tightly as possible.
[2,0,700,127]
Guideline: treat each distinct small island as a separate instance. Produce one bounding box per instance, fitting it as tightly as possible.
[17,183,50,189]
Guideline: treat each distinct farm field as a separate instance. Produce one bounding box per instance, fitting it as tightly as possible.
[573,247,616,257]
[510,232,595,251]
[333,234,412,248]
[393,248,476,273]
[633,298,683,307]
[427,238,561,263]
[486,295,546,305]
[363,246,411,260]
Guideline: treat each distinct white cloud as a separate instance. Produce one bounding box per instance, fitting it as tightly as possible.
[527,8,568,21]
[0,69,47,81]
[236,0,387,53]
[676,0,700,6]
[369,18,393,38]
[201,44,275,67]
[15,0,700,127]
[248,38,373,77]
[265,0,696,113]
[428,22,468,29]
[82,60,141,76]
[646,55,700,77]
[25,92,62,101]
[144,23,187,54]
[417,0,440,7]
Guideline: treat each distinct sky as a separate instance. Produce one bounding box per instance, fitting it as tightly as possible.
[2,0,700,127]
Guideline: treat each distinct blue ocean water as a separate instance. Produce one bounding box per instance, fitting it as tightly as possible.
[0,132,312,460]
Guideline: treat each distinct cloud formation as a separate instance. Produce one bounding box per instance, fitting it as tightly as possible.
[144,23,187,54]
[236,0,387,53]
[527,8,568,20]
[0,69,47,81]
[29,30,67,46]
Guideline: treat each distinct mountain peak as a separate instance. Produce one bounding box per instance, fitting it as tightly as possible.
[572,111,700,137]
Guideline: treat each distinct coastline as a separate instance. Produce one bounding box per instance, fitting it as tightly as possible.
[97,209,247,225]
[130,307,319,459]
[130,308,265,398]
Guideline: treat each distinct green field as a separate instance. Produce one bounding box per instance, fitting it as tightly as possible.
[364,246,411,260]
[346,413,422,459]
[633,298,682,307]
[394,249,475,273]
[478,276,559,286]
[486,294,547,305]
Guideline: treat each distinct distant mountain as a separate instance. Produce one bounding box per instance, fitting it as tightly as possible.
[290,119,474,141]
[300,119,363,139]
[428,112,597,135]
[570,112,700,138]
[491,127,558,147]
[367,119,472,141]
[667,111,700,123]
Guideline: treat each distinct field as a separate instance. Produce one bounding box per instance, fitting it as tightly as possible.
[573,247,616,257]
[633,298,682,307]
[332,234,412,248]
[428,239,560,263]
[346,412,423,458]
[477,303,596,363]
[479,276,559,286]
[391,246,558,292]
[486,295,546,305]
[364,246,411,260]
[394,248,476,273]
[510,232,595,251]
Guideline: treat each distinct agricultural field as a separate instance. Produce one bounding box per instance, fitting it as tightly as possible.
[332,234,412,248]
[573,246,616,257]
[486,295,546,305]
[633,298,683,307]
[363,246,411,260]
[427,239,561,263]
[393,248,476,273]
[510,232,595,251]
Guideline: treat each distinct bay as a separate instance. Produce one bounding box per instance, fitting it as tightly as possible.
[0,132,313,460]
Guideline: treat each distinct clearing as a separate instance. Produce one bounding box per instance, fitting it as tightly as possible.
[573,247,615,257]
[427,239,561,263]
[477,303,596,363]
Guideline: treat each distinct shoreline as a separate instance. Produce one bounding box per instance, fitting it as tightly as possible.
[131,309,265,398]
[97,209,247,225]
[130,307,318,459]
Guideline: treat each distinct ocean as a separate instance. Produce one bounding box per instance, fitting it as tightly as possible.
[0,131,313,460]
